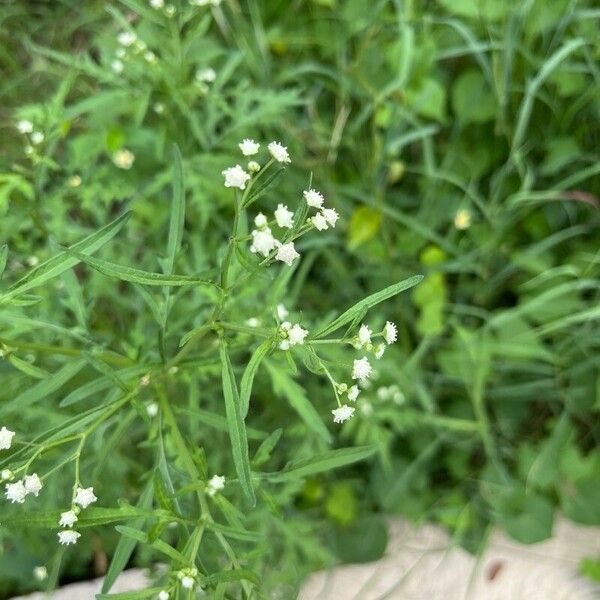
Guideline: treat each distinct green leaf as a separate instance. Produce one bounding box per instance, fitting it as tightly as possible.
[252,428,283,467]
[0,212,131,305]
[206,521,263,542]
[265,361,331,443]
[499,494,554,544]
[0,359,86,417]
[561,478,600,525]
[266,446,376,482]
[69,251,216,287]
[116,526,187,564]
[406,77,446,122]
[347,206,381,250]
[201,568,260,588]
[0,244,7,280]
[219,340,256,506]
[165,144,185,275]
[96,588,166,600]
[331,515,388,563]
[101,481,154,594]
[312,275,423,338]
[452,69,496,124]
[240,339,273,418]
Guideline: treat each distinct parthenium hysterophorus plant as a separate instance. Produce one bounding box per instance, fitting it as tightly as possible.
[0,139,421,598]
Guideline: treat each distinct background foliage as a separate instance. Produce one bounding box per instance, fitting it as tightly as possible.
[1,0,599,597]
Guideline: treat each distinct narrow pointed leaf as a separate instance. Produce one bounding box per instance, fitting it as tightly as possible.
[240,339,273,418]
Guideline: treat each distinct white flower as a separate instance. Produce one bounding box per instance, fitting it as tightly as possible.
[245,317,260,327]
[278,340,290,351]
[254,212,268,229]
[150,0,164,8]
[0,426,15,450]
[33,566,47,581]
[454,208,472,230]
[352,357,372,381]
[275,242,299,266]
[322,208,339,228]
[276,304,288,320]
[58,530,80,545]
[17,119,33,134]
[239,138,260,156]
[358,324,372,346]
[303,189,324,209]
[247,160,261,173]
[1,469,13,481]
[59,510,78,528]
[153,102,165,114]
[164,4,176,16]
[144,50,157,63]
[113,149,135,169]
[68,174,82,187]
[267,141,291,163]
[274,204,294,229]
[24,474,43,496]
[31,132,44,145]
[74,486,97,508]
[111,59,124,74]
[222,165,250,190]
[312,213,328,231]
[288,324,308,345]
[347,385,360,402]
[158,592,170,600]
[5,481,26,503]
[117,31,137,47]
[146,402,159,417]
[207,474,225,497]
[383,321,397,345]
[332,404,355,424]
[250,228,277,257]
[181,576,195,589]
[196,67,216,83]
[374,343,386,359]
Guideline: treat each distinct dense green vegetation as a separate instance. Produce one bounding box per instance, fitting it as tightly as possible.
[0,0,599,598]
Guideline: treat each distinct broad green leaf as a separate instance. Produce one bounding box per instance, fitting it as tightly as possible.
[406,77,446,122]
[347,206,381,250]
[0,212,131,305]
[219,340,256,506]
[499,493,554,544]
[69,251,216,287]
[240,339,273,418]
[101,480,154,594]
[452,70,496,124]
[266,446,376,482]
[312,275,423,338]
[265,361,331,443]
[0,359,86,416]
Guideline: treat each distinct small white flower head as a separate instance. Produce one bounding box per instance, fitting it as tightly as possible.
[239,138,260,156]
[111,59,124,74]
[31,131,44,145]
[245,317,260,327]
[146,402,159,417]
[322,207,339,228]
[68,174,82,187]
[392,389,406,405]
[17,119,33,134]
[164,3,176,16]
[275,242,299,266]
[383,321,397,345]
[303,189,324,209]
[33,566,47,581]
[358,324,372,347]
[144,50,157,64]
[196,67,216,83]
[311,213,328,231]
[374,343,386,359]
[250,228,277,257]
[1,469,13,481]
[376,386,390,400]
[24,473,43,496]
[274,204,294,229]
[288,324,308,345]
[113,149,135,169]
[158,591,169,600]
[278,339,290,351]
[332,404,355,424]
[117,31,137,47]
[181,576,195,589]
[59,510,78,528]
[267,141,291,163]
[140,374,151,387]
[276,303,289,320]
[454,208,472,230]
[0,426,15,450]
[254,212,268,229]
[153,102,165,114]
[74,486,97,508]
[207,474,225,497]
[247,160,261,173]
[222,164,250,190]
[58,530,80,546]
[27,255,39,267]
[347,385,360,402]
[6,481,27,503]
[150,0,164,8]
[352,356,372,382]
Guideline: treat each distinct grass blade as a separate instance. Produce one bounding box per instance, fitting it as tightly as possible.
[240,339,273,418]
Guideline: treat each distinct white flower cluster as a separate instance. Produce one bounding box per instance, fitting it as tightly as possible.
[111,27,159,76]
[206,474,225,497]
[278,321,308,351]
[15,120,45,155]
[303,189,339,231]
[377,384,405,405]
[5,473,43,504]
[353,320,397,359]
[0,426,15,450]
[57,486,98,546]
[177,566,199,591]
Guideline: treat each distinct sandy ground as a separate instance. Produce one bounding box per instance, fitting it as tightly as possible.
[12,517,600,599]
